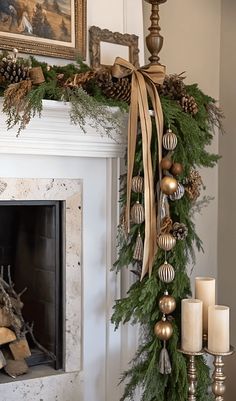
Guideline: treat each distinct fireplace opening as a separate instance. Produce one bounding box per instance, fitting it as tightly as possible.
[0,200,64,377]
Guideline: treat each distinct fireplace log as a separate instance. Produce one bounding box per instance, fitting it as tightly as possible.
[0,308,12,327]
[4,359,28,378]
[0,277,25,338]
[9,338,31,361]
[0,350,6,369]
[0,327,16,345]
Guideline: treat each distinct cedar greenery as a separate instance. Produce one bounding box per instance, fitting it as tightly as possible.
[0,53,128,135]
[112,84,220,401]
[0,51,222,401]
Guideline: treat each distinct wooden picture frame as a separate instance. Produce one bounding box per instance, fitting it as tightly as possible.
[89,26,139,69]
[0,0,86,60]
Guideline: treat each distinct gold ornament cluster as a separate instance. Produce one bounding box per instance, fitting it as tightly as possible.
[153,125,189,374]
[130,175,145,263]
[128,125,189,374]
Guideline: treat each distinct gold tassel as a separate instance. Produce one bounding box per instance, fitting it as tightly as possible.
[133,232,144,261]
[159,341,172,375]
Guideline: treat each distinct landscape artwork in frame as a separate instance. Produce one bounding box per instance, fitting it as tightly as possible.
[0,0,86,59]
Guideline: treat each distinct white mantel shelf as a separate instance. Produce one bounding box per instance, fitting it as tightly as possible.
[0,99,126,158]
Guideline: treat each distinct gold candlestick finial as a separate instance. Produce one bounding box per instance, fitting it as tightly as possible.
[144,0,167,65]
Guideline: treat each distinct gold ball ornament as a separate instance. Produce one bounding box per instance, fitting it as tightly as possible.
[158,233,176,251]
[158,261,175,283]
[160,158,172,171]
[171,162,183,176]
[131,176,144,193]
[162,129,178,151]
[159,292,176,315]
[154,318,173,341]
[160,176,178,195]
[130,201,145,224]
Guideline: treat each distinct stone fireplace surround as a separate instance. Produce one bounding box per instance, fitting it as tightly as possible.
[0,177,82,373]
[0,100,139,401]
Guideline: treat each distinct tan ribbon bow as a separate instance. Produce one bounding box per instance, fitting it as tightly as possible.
[112,57,166,280]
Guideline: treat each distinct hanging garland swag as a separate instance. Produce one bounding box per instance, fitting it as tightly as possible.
[0,15,224,399]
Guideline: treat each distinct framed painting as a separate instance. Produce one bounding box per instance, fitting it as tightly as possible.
[0,0,86,59]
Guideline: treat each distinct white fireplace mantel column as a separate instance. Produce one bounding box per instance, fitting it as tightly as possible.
[0,100,139,401]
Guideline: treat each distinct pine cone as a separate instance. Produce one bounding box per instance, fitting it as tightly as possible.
[180,94,198,116]
[95,67,131,103]
[158,73,186,100]
[171,222,188,240]
[185,169,203,201]
[0,57,29,84]
[160,216,173,234]
[185,186,201,201]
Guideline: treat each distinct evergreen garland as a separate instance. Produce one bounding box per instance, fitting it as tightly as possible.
[112,84,221,401]
[0,53,128,135]
[0,50,223,401]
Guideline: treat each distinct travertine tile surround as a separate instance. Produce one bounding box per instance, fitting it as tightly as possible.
[0,177,82,401]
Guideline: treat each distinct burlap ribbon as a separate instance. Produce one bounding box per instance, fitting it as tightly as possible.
[112,57,166,280]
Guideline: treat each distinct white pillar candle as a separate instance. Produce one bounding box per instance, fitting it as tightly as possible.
[181,299,203,352]
[195,277,216,335]
[208,305,230,353]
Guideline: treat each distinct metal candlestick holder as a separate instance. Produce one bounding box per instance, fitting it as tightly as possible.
[205,346,235,401]
[178,349,205,401]
[144,0,167,65]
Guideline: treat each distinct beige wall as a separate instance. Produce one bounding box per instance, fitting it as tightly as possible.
[143,0,221,282]
[219,0,236,398]
[143,1,236,396]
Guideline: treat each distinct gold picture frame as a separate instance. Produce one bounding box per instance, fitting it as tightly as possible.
[89,26,139,69]
[0,0,86,60]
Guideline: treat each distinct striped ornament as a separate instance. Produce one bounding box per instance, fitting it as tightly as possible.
[158,261,175,283]
[162,129,178,151]
[131,201,145,224]
[131,176,144,193]
[158,233,176,251]
[169,183,185,201]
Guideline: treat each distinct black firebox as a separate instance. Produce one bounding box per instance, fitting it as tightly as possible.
[0,201,64,371]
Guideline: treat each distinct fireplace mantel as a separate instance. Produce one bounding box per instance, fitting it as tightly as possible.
[0,99,126,158]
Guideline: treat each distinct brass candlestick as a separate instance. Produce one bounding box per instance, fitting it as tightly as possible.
[178,349,205,401]
[205,346,235,401]
[144,0,167,65]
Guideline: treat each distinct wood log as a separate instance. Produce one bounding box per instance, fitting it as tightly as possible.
[0,350,6,369]
[0,308,12,327]
[4,359,28,378]
[0,327,16,345]
[9,338,31,361]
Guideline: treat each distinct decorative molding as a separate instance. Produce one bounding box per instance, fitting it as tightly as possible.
[0,99,126,158]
